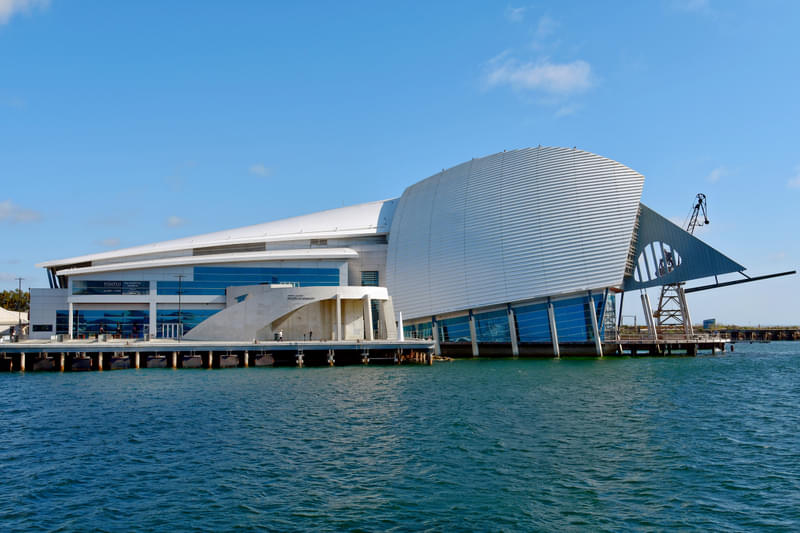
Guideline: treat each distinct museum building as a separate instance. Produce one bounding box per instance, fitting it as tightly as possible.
[28,147,744,354]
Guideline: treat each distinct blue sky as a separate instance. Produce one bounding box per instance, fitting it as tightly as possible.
[1,0,798,325]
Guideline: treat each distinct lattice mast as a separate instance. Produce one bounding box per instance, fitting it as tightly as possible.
[653,194,709,334]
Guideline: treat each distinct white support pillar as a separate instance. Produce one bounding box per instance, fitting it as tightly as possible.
[507,305,519,357]
[149,300,157,339]
[243,350,249,368]
[431,317,441,356]
[640,292,658,341]
[59,353,65,372]
[398,312,404,341]
[171,351,178,369]
[363,295,374,341]
[207,350,213,369]
[547,301,560,358]
[97,352,103,371]
[19,352,26,372]
[587,292,603,357]
[134,351,140,369]
[68,302,74,339]
[468,311,479,357]
[335,294,342,341]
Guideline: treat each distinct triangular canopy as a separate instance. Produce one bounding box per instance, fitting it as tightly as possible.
[623,204,745,291]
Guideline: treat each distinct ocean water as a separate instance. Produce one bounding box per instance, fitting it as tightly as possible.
[1,343,798,532]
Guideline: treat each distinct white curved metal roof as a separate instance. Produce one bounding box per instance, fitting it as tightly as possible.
[39,199,398,269]
[54,248,360,276]
[386,146,645,319]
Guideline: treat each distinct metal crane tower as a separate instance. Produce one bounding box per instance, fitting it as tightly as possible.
[653,194,709,335]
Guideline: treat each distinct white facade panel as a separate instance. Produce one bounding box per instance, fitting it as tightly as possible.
[386,147,644,319]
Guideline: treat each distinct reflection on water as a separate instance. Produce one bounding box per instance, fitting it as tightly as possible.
[1,343,798,531]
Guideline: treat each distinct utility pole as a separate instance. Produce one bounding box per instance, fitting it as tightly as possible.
[176,274,185,342]
[15,277,23,341]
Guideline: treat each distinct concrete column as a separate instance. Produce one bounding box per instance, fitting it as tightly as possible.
[547,301,560,358]
[398,312,404,341]
[335,294,342,341]
[507,305,519,357]
[134,351,140,369]
[149,300,157,339]
[68,302,74,339]
[97,352,103,371]
[207,350,213,369]
[19,352,26,372]
[587,292,603,357]
[431,316,441,356]
[363,295,374,341]
[327,349,335,366]
[468,310,479,357]
[171,351,178,369]
[244,350,249,368]
[60,353,65,372]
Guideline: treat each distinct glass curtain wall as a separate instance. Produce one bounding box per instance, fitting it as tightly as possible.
[158,266,340,295]
[474,309,510,343]
[57,310,149,338]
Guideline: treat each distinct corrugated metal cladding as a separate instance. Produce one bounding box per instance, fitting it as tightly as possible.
[386,147,645,320]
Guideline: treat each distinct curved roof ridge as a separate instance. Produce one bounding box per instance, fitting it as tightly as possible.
[39,198,398,268]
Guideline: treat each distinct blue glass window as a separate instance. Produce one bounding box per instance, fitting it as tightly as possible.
[73,280,149,295]
[361,271,379,286]
[157,266,340,295]
[59,309,149,338]
[404,322,432,339]
[156,309,220,334]
[438,315,471,343]
[514,303,551,343]
[475,309,510,343]
[552,297,591,342]
[55,310,71,335]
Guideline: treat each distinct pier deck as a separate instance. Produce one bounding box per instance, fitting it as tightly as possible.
[0,339,435,371]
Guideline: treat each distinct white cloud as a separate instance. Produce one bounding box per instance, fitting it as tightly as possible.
[0,0,48,25]
[788,165,800,189]
[0,200,41,223]
[166,215,186,227]
[249,163,272,177]
[707,166,727,183]
[505,6,527,22]
[533,15,558,44]
[486,56,592,95]
[99,238,120,247]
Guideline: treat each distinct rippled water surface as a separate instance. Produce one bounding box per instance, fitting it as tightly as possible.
[1,343,799,532]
